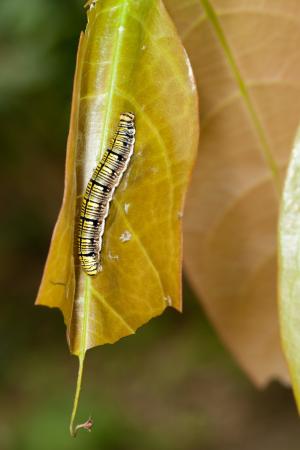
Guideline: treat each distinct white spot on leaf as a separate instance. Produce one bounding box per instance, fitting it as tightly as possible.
[108,251,119,261]
[120,231,132,243]
[164,296,173,306]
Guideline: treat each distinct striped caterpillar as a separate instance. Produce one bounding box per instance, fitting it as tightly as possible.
[78,112,135,276]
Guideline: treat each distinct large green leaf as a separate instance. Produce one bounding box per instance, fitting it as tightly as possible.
[36,0,198,432]
[165,0,300,385]
[279,126,300,409]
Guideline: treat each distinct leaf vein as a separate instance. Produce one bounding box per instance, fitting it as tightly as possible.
[200,0,281,194]
[91,286,135,334]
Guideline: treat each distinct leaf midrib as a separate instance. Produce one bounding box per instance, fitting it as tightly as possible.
[97,0,129,162]
[200,0,281,195]
[79,0,130,356]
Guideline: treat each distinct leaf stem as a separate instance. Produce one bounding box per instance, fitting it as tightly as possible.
[70,353,92,437]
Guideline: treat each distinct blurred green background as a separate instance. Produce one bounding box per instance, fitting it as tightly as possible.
[1,1,300,449]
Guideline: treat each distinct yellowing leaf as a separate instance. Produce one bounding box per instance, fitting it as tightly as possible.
[279,127,300,409]
[165,0,300,385]
[36,2,198,356]
[36,0,198,433]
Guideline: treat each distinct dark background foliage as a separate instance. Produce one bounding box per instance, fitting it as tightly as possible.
[1,1,299,448]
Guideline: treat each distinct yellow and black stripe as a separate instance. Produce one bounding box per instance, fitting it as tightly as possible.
[78,112,135,276]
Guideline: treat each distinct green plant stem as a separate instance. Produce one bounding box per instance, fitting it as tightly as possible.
[70,354,92,437]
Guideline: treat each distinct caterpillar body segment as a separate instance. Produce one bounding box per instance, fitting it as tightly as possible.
[78,112,135,276]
